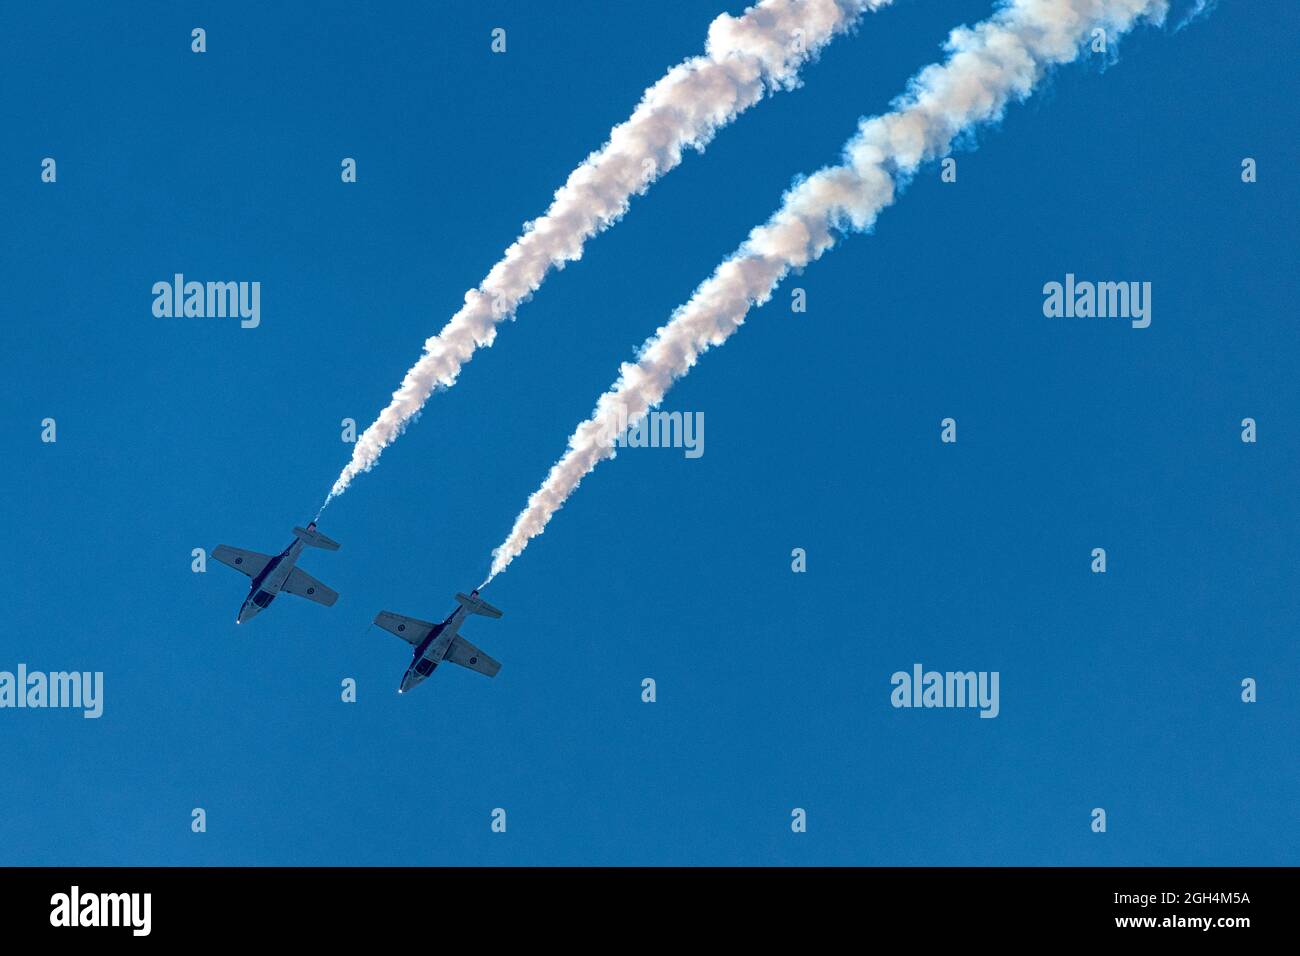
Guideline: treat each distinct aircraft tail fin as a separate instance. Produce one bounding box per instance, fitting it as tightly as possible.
[293,524,340,551]
[455,591,503,619]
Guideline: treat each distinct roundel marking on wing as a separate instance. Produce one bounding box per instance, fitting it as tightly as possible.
[397,624,405,632]
[307,587,315,595]
[469,657,478,665]
[235,557,243,564]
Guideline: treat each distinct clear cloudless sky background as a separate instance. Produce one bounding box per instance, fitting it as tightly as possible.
[1,0,1296,865]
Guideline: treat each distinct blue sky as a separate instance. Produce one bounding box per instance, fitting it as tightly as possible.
[1,0,1295,865]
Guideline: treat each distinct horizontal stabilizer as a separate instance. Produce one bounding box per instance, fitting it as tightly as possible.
[455,592,503,619]
[293,526,340,551]
[374,611,438,645]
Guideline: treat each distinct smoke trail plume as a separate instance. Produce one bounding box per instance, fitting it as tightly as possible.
[487,0,1179,581]
[323,0,893,510]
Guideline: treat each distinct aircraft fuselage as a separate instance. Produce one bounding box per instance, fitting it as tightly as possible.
[237,537,306,624]
[399,603,471,693]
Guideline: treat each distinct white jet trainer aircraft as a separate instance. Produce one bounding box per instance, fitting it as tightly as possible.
[213,522,340,624]
[375,590,502,693]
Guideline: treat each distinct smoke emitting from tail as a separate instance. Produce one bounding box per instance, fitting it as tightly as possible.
[319,0,894,513]
[486,0,1181,581]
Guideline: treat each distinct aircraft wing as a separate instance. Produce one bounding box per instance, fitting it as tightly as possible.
[212,545,272,579]
[444,636,501,678]
[282,567,339,607]
[374,611,439,646]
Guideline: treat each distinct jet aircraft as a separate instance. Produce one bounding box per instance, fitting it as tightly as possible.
[375,590,502,693]
[213,522,340,624]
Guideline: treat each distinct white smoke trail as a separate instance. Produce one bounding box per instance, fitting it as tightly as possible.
[487,0,1179,582]
[322,0,894,511]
